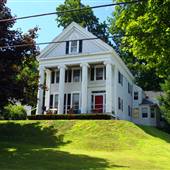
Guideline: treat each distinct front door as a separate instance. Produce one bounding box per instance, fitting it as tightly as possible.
[95,95,103,113]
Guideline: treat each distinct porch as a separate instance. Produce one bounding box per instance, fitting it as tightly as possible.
[36,61,116,115]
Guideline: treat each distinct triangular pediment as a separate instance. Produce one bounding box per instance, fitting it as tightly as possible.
[38,22,113,60]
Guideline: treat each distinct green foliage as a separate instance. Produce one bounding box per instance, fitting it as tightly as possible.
[27,114,113,120]
[56,0,111,44]
[160,76,170,124]
[109,0,170,90]
[3,104,27,120]
[0,2,39,110]
[16,58,39,107]
[0,120,170,169]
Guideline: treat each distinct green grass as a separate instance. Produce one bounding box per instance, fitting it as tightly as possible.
[0,120,170,170]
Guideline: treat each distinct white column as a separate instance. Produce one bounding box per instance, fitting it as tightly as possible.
[58,65,66,114]
[45,69,51,111]
[36,66,45,115]
[80,63,89,113]
[104,61,113,113]
[114,65,118,116]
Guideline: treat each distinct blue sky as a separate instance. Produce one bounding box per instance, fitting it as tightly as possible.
[7,0,114,49]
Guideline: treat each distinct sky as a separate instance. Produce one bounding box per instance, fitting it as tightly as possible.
[7,0,114,49]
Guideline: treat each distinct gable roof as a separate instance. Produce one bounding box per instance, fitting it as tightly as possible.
[38,22,113,59]
[38,22,134,80]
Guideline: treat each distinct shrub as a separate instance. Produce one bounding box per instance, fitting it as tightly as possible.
[3,104,27,120]
[27,114,114,120]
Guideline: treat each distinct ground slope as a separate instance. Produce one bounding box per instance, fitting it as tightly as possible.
[0,120,170,170]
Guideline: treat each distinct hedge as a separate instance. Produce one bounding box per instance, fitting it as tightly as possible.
[27,114,114,120]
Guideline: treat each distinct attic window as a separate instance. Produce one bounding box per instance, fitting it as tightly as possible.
[66,40,83,54]
[70,40,78,53]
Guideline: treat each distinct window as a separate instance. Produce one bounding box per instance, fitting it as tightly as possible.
[128,83,132,95]
[128,105,131,116]
[134,92,138,100]
[70,40,78,53]
[132,108,139,118]
[142,107,148,118]
[72,93,80,113]
[121,99,123,112]
[118,97,121,110]
[54,94,58,108]
[67,93,71,112]
[118,97,123,111]
[51,70,59,84]
[49,94,58,109]
[90,66,105,81]
[118,71,123,86]
[151,107,155,118]
[65,68,81,83]
[96,67,104,80]
[66,40,83,54]
[73,69,80,82]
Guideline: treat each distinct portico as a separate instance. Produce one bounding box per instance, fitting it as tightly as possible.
[36,61,115,115]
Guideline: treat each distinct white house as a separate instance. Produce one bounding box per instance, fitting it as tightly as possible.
[36,22,159,126]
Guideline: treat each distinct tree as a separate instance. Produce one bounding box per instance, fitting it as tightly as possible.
[0,1,39,111]
[160,77,170,124]
[109,0,170,90]
[56,0,111,44]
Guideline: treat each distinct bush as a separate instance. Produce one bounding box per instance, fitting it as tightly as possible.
[3,104,27,120]
[27,114,114,120]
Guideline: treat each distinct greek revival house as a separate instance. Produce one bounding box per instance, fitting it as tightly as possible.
[36,22,159,126]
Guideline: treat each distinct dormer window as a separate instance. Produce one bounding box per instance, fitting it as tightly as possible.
[71,40,78,53]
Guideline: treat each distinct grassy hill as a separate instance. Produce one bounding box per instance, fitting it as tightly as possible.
[0,120,170,170]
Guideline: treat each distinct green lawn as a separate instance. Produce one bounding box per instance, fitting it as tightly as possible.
[0,120,170,170]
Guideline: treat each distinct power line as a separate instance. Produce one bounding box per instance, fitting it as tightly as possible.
[0,36,118,49]
[0,1,143,23]
[0,32,152,49]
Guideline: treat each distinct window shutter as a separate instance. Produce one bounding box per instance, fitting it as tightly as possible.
[79,40,83,53]
[66,41,69,54]
[50,95,53,108]
[51,71,55,84]
[90,67,94,81]
[64,94,66,114]
[68,69,72,82]
[65,70,68,82]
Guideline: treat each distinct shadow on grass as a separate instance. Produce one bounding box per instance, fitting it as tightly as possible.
[138,125,170,143]
[0,122,69,147]
[0,148,128,170]
[0,122,129,170]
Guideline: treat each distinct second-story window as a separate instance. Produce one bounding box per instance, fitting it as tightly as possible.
[73,69,80,82]
[70,40,78,53]
[51,70,59,84]
[118,71,123,86]
[96,67,104,80]
[134,92,138,100]
[90,66,106,81]
[128,83,132,95]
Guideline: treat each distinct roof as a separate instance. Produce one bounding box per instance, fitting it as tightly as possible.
[145,91,163,99]
[141,98,155,105]
[38,22,134,80]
